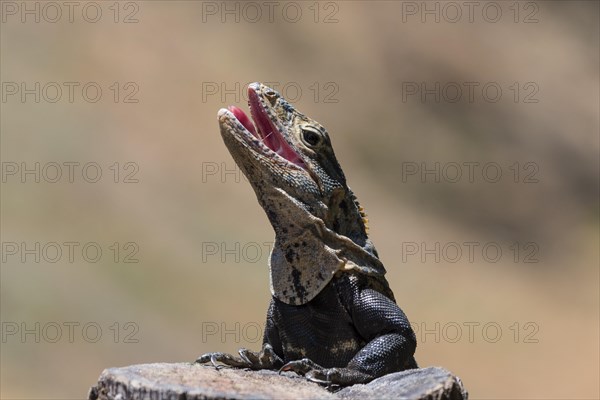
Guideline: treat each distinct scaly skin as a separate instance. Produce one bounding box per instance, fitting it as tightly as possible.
[196,83,417,387]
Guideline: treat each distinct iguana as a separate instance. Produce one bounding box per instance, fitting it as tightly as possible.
[196,82,417,386]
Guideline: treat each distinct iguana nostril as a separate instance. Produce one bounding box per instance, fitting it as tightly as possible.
[265,91,278,105]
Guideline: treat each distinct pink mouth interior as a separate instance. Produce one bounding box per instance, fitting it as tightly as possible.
[227,91,305,169]
[229,105,257,136]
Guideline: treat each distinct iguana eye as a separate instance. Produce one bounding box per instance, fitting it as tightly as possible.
[301,126,322,147]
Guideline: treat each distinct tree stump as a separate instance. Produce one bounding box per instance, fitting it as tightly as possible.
[89,363,467,400]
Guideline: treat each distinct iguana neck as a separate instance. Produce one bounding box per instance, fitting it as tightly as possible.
[322,189,370,249]
[263,187,383,305]
[218,82,384,305]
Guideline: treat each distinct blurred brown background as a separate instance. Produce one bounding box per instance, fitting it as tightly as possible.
[1,1,598,398]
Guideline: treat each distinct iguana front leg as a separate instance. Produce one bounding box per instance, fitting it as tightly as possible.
[195,342,283,370]
[280,287,417,386]
[280,333,416,384]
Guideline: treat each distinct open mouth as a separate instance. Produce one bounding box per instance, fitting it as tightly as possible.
[224,87,306,169]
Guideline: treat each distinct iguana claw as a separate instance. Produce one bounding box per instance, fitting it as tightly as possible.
[279,358,375,387]
[194,351,249,369]
[280,358,350,390]
[195,343,283,370]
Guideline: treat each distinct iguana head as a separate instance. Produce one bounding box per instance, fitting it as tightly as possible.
[218,83,385,305]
